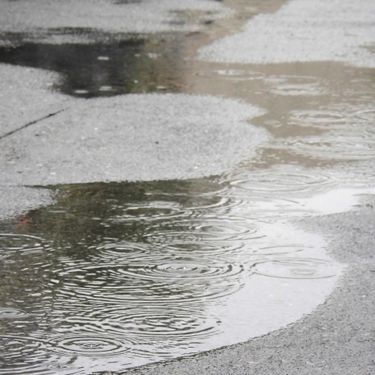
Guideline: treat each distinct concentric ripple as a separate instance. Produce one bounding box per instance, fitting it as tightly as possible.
[275,104,375,162]
[0,234,46,253]
[144,217,258,244]
[253,258,339,279]
[116,259,245,281]
[0,307,30,319]
[100,308,220,339]
[109,200,187,222]
[49,335,129,357]
[0,335,52,375]
[288,109,346,129]
[354,108,375,122]
[55,259,245,304]
[228,168,338,197]
[267,75,327,96]
[282,136,375,161]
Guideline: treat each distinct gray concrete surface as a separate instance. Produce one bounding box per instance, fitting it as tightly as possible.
[0,64,73,138]
[0,0,230,43]
[0,91,266,186]
[0,185,55,220]
[198,0,375,67]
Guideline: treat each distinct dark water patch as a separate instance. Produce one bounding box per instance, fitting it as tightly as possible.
[0,33,186,97]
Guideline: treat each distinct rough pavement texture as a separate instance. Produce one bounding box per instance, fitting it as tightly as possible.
[0,64,73,138]
[0,186,55,221]
[0,0,230,41]
[199,0,375,67]
[0,90,267,186]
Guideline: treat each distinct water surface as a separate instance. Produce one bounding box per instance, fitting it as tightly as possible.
[0,177,343,374]
[0,35,186,97]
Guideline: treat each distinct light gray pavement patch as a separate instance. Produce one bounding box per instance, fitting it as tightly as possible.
[0,0,231,42]
[117,192,375,375]
[198,0,375,67]
[0,93,267,186]
[0,186,55,221]
[0,65,72,220]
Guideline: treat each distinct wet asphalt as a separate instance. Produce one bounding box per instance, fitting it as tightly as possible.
[1,0,375,374]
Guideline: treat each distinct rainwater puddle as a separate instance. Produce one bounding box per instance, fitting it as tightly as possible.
[0,34,187,97]
[0,176,349,375]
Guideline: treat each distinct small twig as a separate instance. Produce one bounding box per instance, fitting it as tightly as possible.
[0,108,66,140]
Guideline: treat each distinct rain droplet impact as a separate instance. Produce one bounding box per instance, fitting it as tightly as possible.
[272,104,375,161]
[0,308,30,319]
[51,335,128,357]
[253,258,338,279]
[0,234,45,253]
[228,167,338,196]
[267,75,327,96]
[114,260,244,281]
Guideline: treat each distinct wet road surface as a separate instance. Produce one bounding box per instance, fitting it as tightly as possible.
[0,0,375,374]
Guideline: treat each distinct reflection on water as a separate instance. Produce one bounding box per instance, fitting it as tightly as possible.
[0,176,343,374]
[0,34,187,97]
[190,62,375,168]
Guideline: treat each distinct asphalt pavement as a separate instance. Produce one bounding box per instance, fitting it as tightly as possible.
[0,0,375,374]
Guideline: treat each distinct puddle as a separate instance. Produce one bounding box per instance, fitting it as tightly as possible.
[187,61,375,168]
[0,35,187,97]
[0,178,344,374]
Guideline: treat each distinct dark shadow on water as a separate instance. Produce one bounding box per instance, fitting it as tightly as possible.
[9,178,226,257]
[0,32,187,98]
